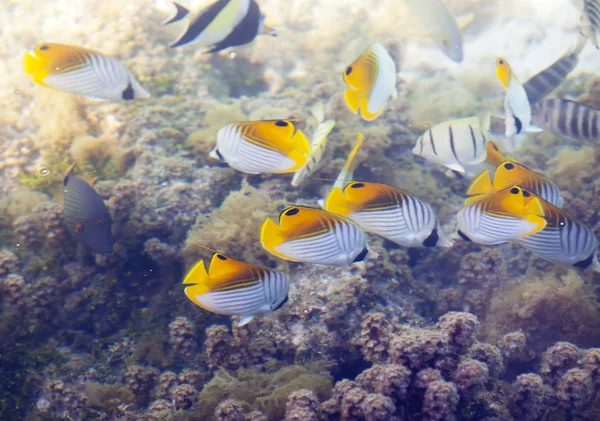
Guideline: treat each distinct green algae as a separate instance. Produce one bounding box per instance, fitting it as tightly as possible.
[194,362,333,421]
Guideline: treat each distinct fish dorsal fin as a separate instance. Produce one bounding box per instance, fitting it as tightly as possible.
[467,170,494,196]
[162,2,190,25]
[334,132,364,190]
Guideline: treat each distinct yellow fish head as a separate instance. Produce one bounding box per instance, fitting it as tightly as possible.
[495,58,511,88]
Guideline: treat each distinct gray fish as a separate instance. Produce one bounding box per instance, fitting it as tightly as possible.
[580,0,600,48]
[531,98,600,143]
[523,37,587,105]
[62,170,113,255]
[165,0,276,52]
[513,200,600,272]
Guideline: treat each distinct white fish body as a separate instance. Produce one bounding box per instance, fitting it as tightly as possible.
[367,43,398,114]
[412,116,488,173]
[580,0,600,48]
[504,76,539,136]
[404,0,464,62]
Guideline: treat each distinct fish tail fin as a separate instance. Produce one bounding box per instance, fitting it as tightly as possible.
[182,259,209,285]
[310,101,325,124]
[344,89,360,114]
[466,170,494,196]
[334,132,364,189]
[162,2,189,25]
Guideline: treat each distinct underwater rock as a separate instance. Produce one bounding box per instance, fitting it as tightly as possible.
[539,341,583,385]
[284,389,321,421]
[422,380,459,421]
[168,316,197,361]
[508,374,548,421]
[354,311,392,363]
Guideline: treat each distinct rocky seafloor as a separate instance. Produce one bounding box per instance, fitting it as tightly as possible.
[1,0,600,420]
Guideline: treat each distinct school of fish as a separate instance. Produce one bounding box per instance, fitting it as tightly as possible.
[22,0,600,326]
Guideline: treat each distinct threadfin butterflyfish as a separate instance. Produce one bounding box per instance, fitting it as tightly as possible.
[183,251,290,326]
[209,120,310,174]
[260,206,376,266]
[467,161,563,208]
[23,43,150,101]
[412,116,491,174]
[342,43,398,121]
[404,0,465,63]
[496,58,541,137]
[325,182,453,248]
[456,186,547,245]
[512,197,600,272]
[62,166,113,255]
[165,0,276,52]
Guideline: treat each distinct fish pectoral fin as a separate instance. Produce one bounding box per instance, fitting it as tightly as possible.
[344,89,361,114]
[162,2,190,25]
[237,315,255,327]
[466,171,494,196]
[456,12,475,30]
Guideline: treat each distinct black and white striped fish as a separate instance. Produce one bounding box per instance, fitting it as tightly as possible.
[531,98,600,143]
[412,116,490,174]
[24,43,150,101]
[524,37,587,105]
[456,186,547,245]
[261,206,376,266]
[580,0,600,48]
[513,199,600,272]
[165,0,276,52]
[183,251,290,326]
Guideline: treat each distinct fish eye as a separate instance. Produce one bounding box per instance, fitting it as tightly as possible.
[523,190,531,197]
[498,58,504,65]
[510,187,520,194]
[504,163,515,170]
[350,183,365,189]
[275,120,288,127]
[441,36,450,48]
[40,45,49,51]
[216,254,227,261]
[345,66,352,76]
[284,207,299,216]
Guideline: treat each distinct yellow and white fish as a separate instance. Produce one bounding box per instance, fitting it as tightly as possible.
[342,43,398,121]
[325,181,453,248]
[165,0,276,52]
[183,251,290,326]
[512,197,600,272]
[404,0,465,63]
[467,161,564,208]
[323,132,452,248]
[210,119,310,174]
[412,115,491,174]
[291,103,336,186]
[24,43,150,101]
[580,0,600,48]
[261,205,376,266]
[456,185,547,245]
[496,58,541,136]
